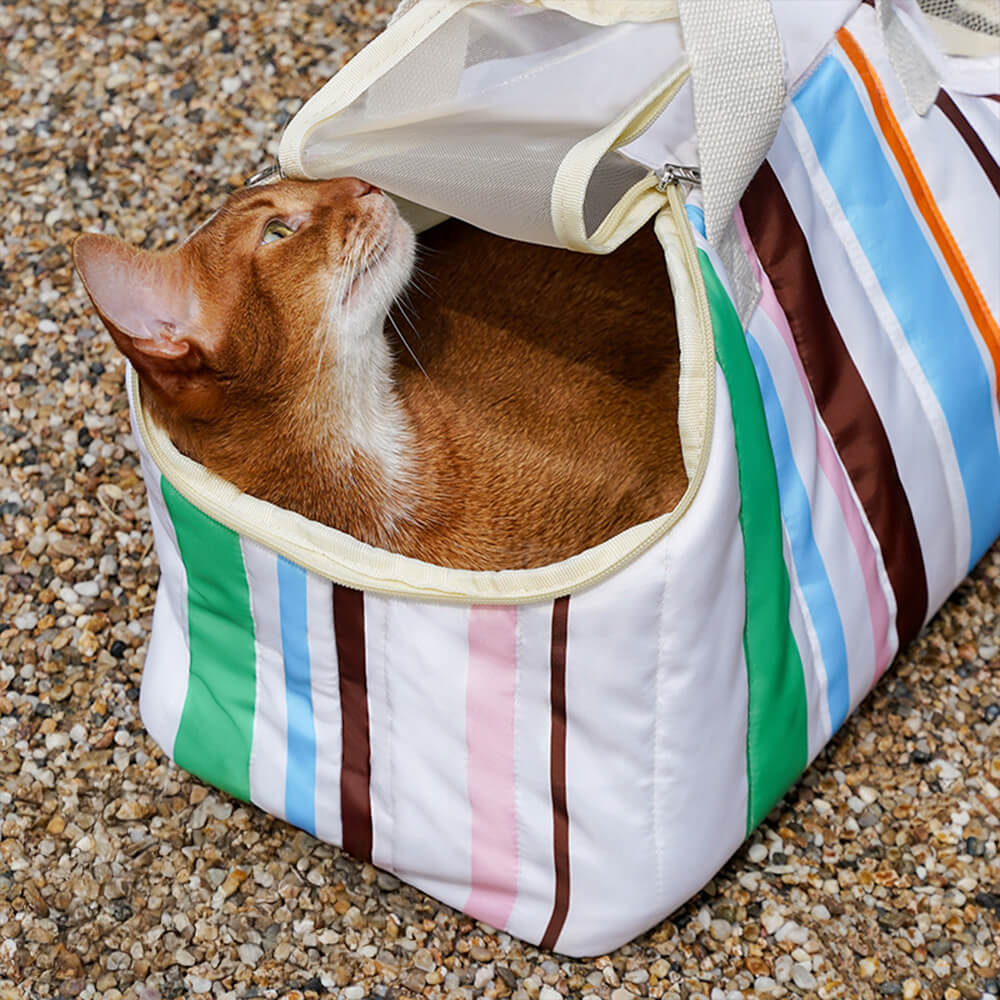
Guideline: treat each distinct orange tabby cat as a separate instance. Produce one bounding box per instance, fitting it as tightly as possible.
[73,177,686,569]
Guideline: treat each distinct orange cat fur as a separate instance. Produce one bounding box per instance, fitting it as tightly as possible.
[74,178,686,569]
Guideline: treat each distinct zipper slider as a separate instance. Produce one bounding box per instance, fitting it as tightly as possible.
[654,163,701,191]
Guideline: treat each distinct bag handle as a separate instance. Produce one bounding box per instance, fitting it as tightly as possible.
[675,0,787,322]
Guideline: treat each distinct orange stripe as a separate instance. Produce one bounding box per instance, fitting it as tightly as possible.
[837,26,1000,397]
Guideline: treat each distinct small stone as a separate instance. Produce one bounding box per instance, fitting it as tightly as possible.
[376,871,401,891]
[77,631,100,657]
[342,988,365,1000]
[413,948,435,973]
[902,979,921,999]
[932,759,961,783]
[710,919,733,941]
[219,867,249,899]
[175,949,196,967]
[748,843,768,863]
[45,731,70,752]
[116,799,151,820]
[860,958,880,978]
[187,976,211,994]
[774,955,793,982]
[539,988,562,1000]
[792,964,817,990]
[238,943,263,965]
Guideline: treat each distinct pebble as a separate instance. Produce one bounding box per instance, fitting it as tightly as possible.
[792,963,817,990]
[413,948,435,973]
[774,955,793,982]
[710,919,733,941]
[238,943,263,965]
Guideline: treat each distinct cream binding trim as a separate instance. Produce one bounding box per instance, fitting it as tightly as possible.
[132,204,716,604]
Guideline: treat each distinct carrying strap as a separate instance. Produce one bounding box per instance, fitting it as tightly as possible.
[676,0,787,323]
[879,0,943,114]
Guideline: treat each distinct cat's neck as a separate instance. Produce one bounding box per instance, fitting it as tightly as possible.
[152,313,427,547]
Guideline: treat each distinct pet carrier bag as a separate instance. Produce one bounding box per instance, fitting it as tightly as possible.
[130,0,1000,954]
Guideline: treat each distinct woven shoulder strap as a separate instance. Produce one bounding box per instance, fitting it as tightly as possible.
[676,0,786,321]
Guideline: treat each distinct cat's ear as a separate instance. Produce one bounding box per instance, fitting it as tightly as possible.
[72,234,206,365]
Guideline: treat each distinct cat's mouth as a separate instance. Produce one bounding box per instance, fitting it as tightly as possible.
[341,212,412,310]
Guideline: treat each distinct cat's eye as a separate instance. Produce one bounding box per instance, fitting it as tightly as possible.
[260,219,296,245]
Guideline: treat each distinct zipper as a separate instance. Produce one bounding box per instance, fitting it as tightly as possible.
[654,162,701,191]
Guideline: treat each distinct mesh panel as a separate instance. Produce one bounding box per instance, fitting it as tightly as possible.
[297,6,685,246]
[917,0,1000,35]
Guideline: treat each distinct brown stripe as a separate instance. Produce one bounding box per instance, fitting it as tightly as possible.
[334,583,373,861]
[740,162,928,645]
[935,89,1000,199]
[540,595,570,951]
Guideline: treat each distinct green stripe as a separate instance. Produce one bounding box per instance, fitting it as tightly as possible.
[699,249,809,830]
[161,477,257,802]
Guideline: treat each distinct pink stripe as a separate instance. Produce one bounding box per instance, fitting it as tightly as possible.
[735,210,895,678]
[464,605,519,929]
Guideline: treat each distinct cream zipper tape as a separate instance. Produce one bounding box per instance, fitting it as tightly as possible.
[551,61,691,252]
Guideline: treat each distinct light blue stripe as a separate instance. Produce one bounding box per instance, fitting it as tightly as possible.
[278,556,316,834]
[686,203,706,237]
[746,332,851,732]
[794,54,1000,570]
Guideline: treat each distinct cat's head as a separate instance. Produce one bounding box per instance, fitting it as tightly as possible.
[73,177,415,459]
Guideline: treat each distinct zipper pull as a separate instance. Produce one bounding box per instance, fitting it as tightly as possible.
[654,163,701,191]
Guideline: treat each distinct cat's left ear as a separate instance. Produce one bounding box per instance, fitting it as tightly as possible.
[72,234,204,362]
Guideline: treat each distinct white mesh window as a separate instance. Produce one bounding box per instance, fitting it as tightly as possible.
[918,0,999,35]
[917,0,1000,55]
[288,5,685,246]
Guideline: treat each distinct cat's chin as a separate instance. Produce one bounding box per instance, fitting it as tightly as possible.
[340,211,416,320]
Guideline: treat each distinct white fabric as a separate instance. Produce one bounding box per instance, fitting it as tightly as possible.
[137,463,190,761]
[306,573,344,846]
[242,539,289,822]
[361,594,395,873]
[369,598,473,903]
[648,367,751,924]
[558,542,669,951]
[505,600,558,944]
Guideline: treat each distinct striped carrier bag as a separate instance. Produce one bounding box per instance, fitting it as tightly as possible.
[130,0,1000,955]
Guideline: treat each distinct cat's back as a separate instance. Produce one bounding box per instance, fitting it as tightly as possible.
[391,219,686,557]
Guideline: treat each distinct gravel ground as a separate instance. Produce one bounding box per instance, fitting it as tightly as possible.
[1,2,999,999]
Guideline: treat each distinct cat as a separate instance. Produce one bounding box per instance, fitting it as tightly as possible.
[73,177,686,570]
